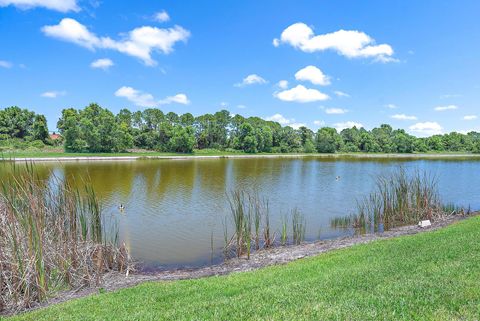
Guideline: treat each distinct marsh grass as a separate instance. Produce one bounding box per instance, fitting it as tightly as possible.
[292,208,306,245]
[225,190,308,258]
[280,214,288,246]
[331,168,455,233]
[0,163,131,313]
[225,190,276,258]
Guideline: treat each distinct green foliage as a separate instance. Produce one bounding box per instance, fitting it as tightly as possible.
[3,104,480,154]
[316,127,343,153]
[0,106,46,141]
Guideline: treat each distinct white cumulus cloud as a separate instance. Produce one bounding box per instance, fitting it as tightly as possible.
[42,18,190,66]
[313,120,325,126]
[434,105,458,111]
[274,22,395,62]
[463,115,478,121]
[235,74,267,87]
[90,58,114,70]
[41,90,66,98]
[275,85,329,103]
[154,10,170,23]
[294,65,330,86]
[115,86,189,107]
[325,108,347,114]
[409,122,443,136]
[0,0,79,12]
[334,121,363,131]
[391,114,417,121]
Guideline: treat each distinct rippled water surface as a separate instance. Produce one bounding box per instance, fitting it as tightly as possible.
[2,156,479,268]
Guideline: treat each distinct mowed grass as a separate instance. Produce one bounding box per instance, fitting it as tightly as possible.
[8,216,480,321]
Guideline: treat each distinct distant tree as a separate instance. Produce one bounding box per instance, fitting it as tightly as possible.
[0,106,35,139]
[237,122,258,153]
[371,124,396,153]
[32,114,49,143]
[57,108,82,152]
[315,127,343,153]
[392,129,415,153]
[169,125,196,153]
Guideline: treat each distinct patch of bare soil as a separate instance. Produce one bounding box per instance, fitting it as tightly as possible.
[6,213,475,317]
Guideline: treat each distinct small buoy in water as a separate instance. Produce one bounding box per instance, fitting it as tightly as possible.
[118,204,125,211]
[335,176,341,181]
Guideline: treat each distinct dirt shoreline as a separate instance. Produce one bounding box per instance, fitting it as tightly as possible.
[4,153,480,162]
[5,213,475,317]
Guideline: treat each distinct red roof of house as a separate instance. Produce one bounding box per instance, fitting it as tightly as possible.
[50,133,61,140]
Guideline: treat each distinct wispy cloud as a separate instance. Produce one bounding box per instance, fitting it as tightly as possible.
[277,80,289,89]
[391,114,417,121]
[0,60,13,68]
[325,108,347,114]
[265,113,306,129]
[0,0,79,12]
[41,90,66,98]
[235,74,267,87]
[434,105,458,111]
[90,58,114,70]
[334,91,350,98]
[463,115,478,121]
[154,10,170,23]
[115,86,190,107]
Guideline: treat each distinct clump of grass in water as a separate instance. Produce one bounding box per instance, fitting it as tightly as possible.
[292,208,306,245]
[0,163,131,313]
[330,168,456,233]
[280,214,288,246]
[225,190,274,258]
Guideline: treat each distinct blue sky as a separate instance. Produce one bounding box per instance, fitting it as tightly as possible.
[0,0,479,136]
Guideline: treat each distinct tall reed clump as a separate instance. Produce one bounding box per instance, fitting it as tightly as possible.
[331,168,450,233]
[0,164,131,313]
[224,190,308,259]
[225,190,273,258]
[291,208,306,245]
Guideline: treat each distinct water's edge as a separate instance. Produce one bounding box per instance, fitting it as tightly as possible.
[4,153,480,162]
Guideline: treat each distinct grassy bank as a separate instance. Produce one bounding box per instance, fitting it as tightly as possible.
[9,216,480,320]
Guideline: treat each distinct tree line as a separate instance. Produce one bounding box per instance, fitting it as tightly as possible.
[1,104,480,154]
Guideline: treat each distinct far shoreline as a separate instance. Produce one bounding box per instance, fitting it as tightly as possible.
[3,152,480,162]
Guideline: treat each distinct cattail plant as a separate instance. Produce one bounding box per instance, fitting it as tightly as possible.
[0,163,131,313]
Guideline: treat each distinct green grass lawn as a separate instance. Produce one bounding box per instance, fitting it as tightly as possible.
[8,216,480,321]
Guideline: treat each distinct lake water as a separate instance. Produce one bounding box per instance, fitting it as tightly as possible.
[2,156,479,269]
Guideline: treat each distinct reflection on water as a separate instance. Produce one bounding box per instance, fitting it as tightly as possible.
[1,157,479,269]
